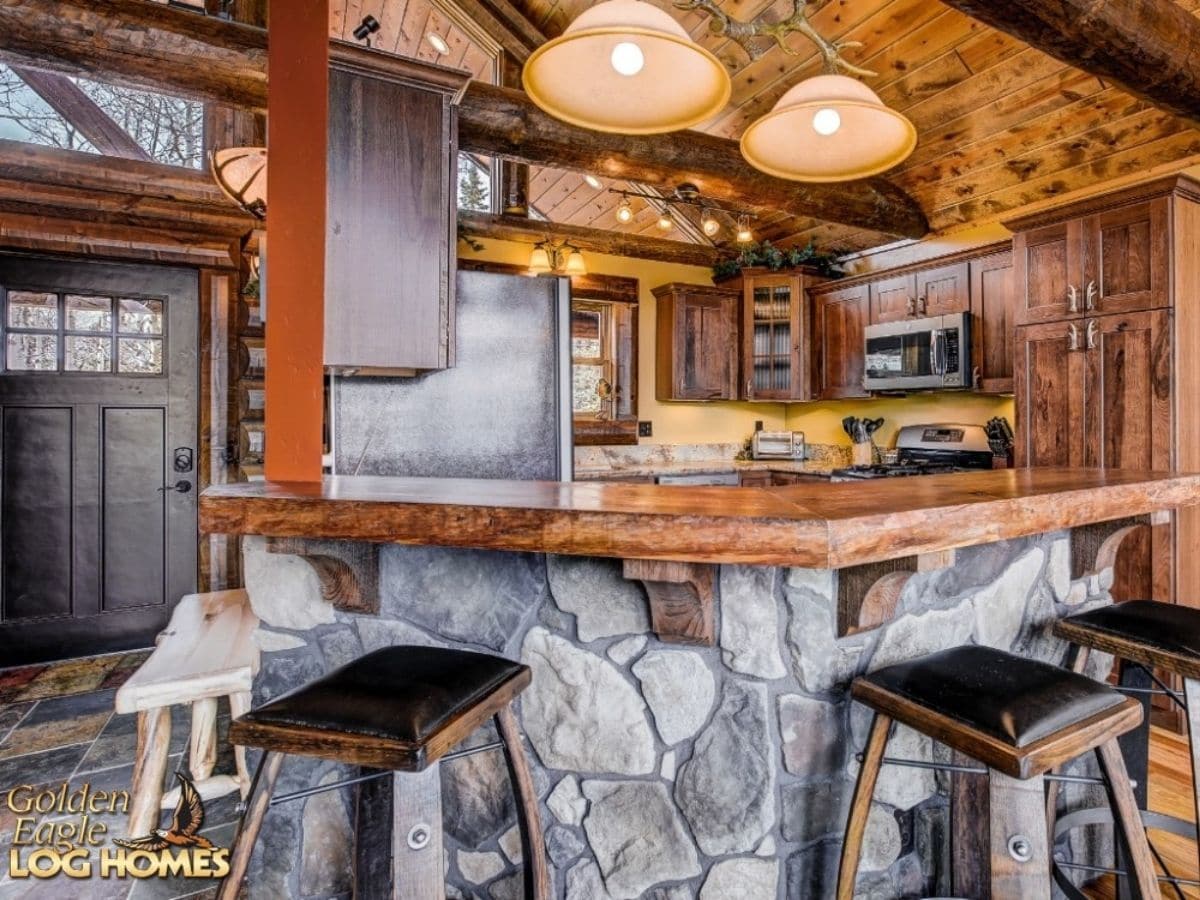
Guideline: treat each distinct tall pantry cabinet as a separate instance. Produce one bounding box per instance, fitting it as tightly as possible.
[1009,176,1200,618]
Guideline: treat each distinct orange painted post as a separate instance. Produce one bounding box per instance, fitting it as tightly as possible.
[264,0,328,482]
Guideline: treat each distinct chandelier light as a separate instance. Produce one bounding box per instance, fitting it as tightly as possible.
[210,147,267,218]
[529,239,587,276]
[740,74,916,182]
[522,0,731,134]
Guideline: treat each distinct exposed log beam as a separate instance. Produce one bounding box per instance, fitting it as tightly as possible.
[939,0,1200,127]
[458,212,722,267]
[0,0,929,239]
[457,82,928,239]
[450,0,543,62]
[0,0,268,112]
[10,67,152,161]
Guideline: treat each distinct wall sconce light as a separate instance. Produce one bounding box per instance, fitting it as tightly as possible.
[529,239,587,276]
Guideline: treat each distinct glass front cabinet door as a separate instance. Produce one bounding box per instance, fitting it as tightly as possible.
[737,269,815,401]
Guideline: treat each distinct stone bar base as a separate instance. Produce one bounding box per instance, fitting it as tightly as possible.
[238,531,1116,899]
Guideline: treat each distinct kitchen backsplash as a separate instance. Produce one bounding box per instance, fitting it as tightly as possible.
[574,441,851,470]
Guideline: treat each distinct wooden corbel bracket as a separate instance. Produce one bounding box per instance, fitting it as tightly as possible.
[1070,510,1170,582]
[266,537,380,614]
[839,550,957,637]
[622,559,716,646]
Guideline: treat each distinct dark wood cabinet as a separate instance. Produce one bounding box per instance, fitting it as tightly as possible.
[969,251,1014,393]
[1013,198,1168,326]
[869,273,916,324]
[916,261,970,317]
[653,283,739,401]
[734,269,811,401]
[813,282,869,400]
[1013,320,1088,467]
[324,46,468,373]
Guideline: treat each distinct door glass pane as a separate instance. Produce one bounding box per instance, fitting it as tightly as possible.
[118,298,164,335]
[118,337,163,374]
[65,335,113,372]
[772,285,792,318]
[573,364,604,414]
[7,292,57,329]
[65,295,112,332]
[6,333,57,371]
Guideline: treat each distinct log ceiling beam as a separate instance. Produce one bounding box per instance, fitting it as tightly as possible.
[458,212,723,267]
[10,67,152,161]
[0,0,929,239]
[939,0,1200,127]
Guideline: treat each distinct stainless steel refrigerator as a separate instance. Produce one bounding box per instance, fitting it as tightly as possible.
[331,270,573,481]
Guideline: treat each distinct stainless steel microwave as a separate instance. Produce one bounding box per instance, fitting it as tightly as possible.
[862,312,972,392]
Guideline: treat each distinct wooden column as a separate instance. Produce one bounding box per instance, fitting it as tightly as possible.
[264,0,327,482]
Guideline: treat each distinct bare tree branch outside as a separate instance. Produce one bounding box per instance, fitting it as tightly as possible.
[0,64,204,168]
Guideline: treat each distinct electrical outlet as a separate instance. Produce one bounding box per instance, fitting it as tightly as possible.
[638,421,653,438]
[754,420,764,432]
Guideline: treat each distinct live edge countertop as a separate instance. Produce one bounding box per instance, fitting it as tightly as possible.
[199,468,1200,569]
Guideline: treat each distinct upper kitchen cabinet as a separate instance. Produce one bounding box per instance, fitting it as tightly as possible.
[869,273,916,324]
[324,46,469,373]
[727,268,817,401]
[811,281,869,400]
[969,251,1014,393]
[653,283,740,401]
[1010,192,1169,326]
[869,262,968,324]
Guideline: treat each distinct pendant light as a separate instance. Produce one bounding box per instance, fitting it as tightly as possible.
[656,211,674,232]
[740,74,916,182]
[615,198,634,224]
[736,215,753,243]
[522,0,731,134]
[701,209,720,238]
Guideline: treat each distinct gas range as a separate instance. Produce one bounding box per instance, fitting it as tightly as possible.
[830,423,997,482]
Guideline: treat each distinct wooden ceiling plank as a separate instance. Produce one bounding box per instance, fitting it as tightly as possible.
[952,26,1024,75]
[10,67,152,161]
[939,0,1200,127]
[458,211,720,266]
[930,128,1200,231]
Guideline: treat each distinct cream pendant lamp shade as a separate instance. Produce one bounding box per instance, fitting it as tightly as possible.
[522,0,731,134]
[740,75,916,182]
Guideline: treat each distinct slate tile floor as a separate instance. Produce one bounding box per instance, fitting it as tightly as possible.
[0,653,239,900]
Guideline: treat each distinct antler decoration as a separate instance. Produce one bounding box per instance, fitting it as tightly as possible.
[673,0,876,77]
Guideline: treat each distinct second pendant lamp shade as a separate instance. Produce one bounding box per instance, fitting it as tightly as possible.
[522,0,731,134]
[740,75,917,182]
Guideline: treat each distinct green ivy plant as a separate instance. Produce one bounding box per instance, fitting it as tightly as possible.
[714,240,846,280]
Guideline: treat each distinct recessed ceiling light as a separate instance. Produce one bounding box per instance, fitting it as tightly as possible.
[427,33,450,55]
[585,174,602,189]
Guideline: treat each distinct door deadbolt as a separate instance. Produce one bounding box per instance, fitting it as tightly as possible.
[173,447,194,474]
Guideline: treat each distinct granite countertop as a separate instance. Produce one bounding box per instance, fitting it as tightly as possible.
[573,458,835,480]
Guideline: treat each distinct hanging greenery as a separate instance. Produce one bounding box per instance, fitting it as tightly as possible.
[713,240,846,280]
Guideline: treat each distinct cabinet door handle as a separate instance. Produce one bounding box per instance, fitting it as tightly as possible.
[746,377,753,395]
[906,296,916,316]
[1086,319,1098,350]
[1085,280,1097,311]
[1067,323,1079,351]
[917,296,927,316]
[1067,284,1079,313]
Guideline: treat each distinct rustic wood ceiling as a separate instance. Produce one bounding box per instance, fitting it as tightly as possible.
[330,0,1200,254]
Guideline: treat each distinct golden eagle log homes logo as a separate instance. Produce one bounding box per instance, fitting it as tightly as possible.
[6,774,229,881]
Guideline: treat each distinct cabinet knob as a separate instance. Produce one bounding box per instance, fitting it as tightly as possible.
[1067,323,1079,352]
[1067,284,1079,313]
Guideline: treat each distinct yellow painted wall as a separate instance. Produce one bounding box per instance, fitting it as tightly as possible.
[459,237,788,445]
[785,393,1015,448]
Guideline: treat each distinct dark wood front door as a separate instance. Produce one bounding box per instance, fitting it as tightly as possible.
[0,256,198,665]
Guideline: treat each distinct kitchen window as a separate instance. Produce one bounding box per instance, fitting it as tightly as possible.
[571,291,638,445]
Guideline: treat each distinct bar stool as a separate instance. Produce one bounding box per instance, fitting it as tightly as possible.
[1055,599,1200,894]
[217,646,550,900]
[837,645,1159,900]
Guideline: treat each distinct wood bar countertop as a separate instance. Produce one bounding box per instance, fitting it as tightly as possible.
[200,468,1200,568]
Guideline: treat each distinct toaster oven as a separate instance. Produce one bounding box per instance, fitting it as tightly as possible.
[752,431,806,460]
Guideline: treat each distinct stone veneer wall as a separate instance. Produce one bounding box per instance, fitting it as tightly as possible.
[238,531,1116,899]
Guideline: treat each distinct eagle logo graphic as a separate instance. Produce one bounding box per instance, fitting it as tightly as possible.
[114,774,214,851]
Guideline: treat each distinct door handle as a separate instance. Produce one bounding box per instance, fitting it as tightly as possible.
[1085,280,1097,311]
[1067,284,1079,313]
[157,480,192,494]
[1067,323,1079,351]
[906,296,916,316]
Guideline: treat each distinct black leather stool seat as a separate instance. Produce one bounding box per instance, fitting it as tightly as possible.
[852,645,1142,779]
[1056,599,1200,680]
[229,646,531,771]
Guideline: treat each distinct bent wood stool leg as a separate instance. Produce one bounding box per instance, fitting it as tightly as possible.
[189,696,219,782]
[128,706,171,836]
[496,706,551,900]
[218,750,284,900]
[836,712,891,900]
[391,763,442,900]
[1047,645,1091,844]
[988,771,1051,900]
[229,691,253,800]
[1096,739,1160,900]
[1185,678,1200,881]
